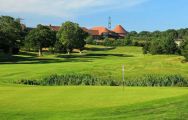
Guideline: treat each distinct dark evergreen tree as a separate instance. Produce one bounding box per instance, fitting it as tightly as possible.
[0,16,22,54]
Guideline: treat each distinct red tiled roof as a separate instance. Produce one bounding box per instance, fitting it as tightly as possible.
[49,26,60,31]
[91,27,110,35]
[81,27,99,36]
[49,25,127,37]
[88,30,99,36]
[81,27,88,32]
[113,25,127,34]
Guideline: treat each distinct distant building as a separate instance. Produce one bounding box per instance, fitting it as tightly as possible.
[21,24,26,31]
[175,39,182,46]
[49,25,60,31]
[113,25,127,38]
[49,24,127,39]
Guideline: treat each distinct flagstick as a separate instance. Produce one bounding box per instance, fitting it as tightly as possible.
[122,65,125,90]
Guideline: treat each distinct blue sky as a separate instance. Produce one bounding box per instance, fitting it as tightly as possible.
[0,0,188,32]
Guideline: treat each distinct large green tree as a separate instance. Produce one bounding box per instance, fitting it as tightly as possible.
[162,36,178,54]
[182,45,188,61]
[165,29,178,39]
[149,39,163,55]
[180,37,188,61]
[148,36,178,55]
[57,21,88,54]
[0,16,22,53]
[25,24,56,56]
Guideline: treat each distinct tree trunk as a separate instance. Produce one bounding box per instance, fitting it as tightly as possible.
[39,47,42,56]
[67,49,71,55]
[79,50,82,55]
[9,47,13,55]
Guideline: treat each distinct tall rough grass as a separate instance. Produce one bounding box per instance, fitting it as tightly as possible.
[125,74,188,87]
[17,74,188,87]
[17,74,119,86]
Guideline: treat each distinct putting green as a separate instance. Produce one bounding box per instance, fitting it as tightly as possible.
[0,86,188,120]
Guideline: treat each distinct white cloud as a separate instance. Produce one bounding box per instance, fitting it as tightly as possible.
[0,0,148,18]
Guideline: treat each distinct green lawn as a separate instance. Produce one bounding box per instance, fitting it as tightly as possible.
[0,45,188,119]
[0,86,188,120]
[0,45,188,83]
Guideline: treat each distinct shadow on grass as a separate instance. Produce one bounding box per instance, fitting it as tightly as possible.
[85,47,116,51]
[0,55,92,64]
[57,53,134,59]
[19,51,38,57]
[0,52,134,64]
[181,59,188,63]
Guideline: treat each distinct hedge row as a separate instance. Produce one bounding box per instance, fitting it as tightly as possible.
[16,74,188,87]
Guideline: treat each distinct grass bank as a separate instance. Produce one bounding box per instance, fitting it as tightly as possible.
[0,45,188,84]
[0,45,188,119]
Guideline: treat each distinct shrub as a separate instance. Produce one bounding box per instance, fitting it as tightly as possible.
[145,37,178,55]
[101,38,133,47]
[17,79,40,85]
[40,74,101,86]
[16,74,188,87]
[182,44,188,61]
[48,47,55,54]
[85,36,95,44]
[103,38,115,46]
[54,41,65,53]
[142,42,150,54]
[124,74,188,87]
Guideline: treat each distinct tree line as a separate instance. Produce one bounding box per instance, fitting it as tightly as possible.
[0,16,88,56]
[134,29,188,61]
[86,29,188,61]
[0,15,188,61]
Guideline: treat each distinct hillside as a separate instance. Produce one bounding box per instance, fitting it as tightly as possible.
[1,45,188,120]
[0,45,188,84]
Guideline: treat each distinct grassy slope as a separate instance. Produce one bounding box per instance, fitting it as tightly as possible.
[0,45,188,119]
[0,86,188,120]
[0,45,188,83]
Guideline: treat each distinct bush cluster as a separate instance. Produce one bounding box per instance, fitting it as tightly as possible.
[17,74,119,86]
[17,74,188,87]
[125,74,188,87]
[94,38,132,47]
[143,37,179,55]
[180,38,188,61]
[17,79,40,85]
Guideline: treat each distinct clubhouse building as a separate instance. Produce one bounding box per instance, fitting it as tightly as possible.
[49,25,127,39]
